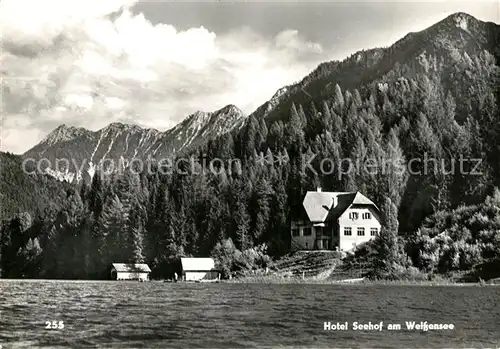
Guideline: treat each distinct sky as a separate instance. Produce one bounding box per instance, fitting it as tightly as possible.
[0,0,499,154]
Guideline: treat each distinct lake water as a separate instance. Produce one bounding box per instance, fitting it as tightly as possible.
[0,280,499,348]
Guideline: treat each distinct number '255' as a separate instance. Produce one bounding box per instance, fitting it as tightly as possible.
[45,321,64,329]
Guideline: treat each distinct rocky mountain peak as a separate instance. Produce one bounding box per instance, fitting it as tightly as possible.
[40,124,90,147]
[438,12,490,38]
[218,104,242,114]
[104,122,148,133]
[214,104,245,119]
[447,12,476,24]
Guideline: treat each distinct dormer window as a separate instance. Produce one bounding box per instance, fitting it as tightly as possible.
[349,212,359,220]
[362,212,371,219]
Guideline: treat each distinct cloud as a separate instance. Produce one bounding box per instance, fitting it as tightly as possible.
[0,0,325,154]
[276,30,323,55]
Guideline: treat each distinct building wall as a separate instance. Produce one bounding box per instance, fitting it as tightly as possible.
[330,225,340,250]
[290,221,340,250]
[184,271,218,281]
[290,220,316,250]
[338,206,381,251]
[116,271,149,280]
[290,206,381,252]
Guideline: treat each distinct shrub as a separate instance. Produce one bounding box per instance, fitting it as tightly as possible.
[410,188,500,274]
[211,238,239,279]
[212,239,272,279]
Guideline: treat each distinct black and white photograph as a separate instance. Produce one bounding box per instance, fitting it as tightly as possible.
[0,0,499,348]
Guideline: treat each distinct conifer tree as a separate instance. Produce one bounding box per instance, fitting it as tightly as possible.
[284,104,305,159]
[333,84,345,116]
[321,100,332,131]
[88,172,104,220]
[250,176,273,242]
[101,194,129,263]
[382,128,408,208]
[127,198,145,263]
[372,197,402,278]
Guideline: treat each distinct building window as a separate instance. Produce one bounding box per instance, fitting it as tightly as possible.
[370,228,378,236]
[357,227,365,236]
[362,212,371,219]
[303,227,312,236]
[344,227,352,236]
[292,228,300,237]
[349,212,359,220]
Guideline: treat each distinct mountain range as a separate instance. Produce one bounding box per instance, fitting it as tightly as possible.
[2,11,499,215]
[23,104,246,182]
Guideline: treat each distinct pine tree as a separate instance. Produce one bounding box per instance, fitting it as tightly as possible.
[127,198,145,263]
[268,122,284,153]
[242,115,259,158]
[101,194,129,263]
[321,100,332,131]
[17,237,43,277]
[40,225,58,278]
[250,176,273,242]
[284,105,305,160]
[234,201,251,250]
[148,185,169,258]
[382,128,408,208]
[79,179,89,207]
[297,104,307,126]
[333,84,345,116]
[372,197,402,278]
[88,173,104,220]
[230,178,251,250]
[218,133,235,160]
[267,173,288,254]
[128,226,145,263]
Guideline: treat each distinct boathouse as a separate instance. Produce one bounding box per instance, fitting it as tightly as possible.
[180,258,218,281]
[111,263,151,281]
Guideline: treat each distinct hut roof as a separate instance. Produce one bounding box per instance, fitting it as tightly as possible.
[181,258,215,271]
[112,263,151,273]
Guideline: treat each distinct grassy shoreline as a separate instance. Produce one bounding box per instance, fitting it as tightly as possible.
[219,250,500,286]
[222,275,499,286]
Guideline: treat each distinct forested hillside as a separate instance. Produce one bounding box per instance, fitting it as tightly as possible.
[0,152,72,219]
[1,13,499,280]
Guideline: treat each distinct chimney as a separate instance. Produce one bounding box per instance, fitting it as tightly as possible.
[317,187,322,192]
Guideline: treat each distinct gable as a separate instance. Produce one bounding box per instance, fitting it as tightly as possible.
[339,205,382,223]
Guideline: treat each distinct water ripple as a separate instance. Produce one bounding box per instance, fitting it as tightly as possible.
[0,280,499,348]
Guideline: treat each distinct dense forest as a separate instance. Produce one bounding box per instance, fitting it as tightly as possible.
[1,39,499,280]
